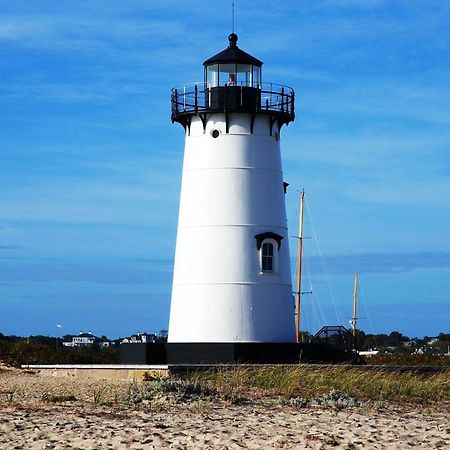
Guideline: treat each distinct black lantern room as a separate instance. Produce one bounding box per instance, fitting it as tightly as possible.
[171,34,294,134]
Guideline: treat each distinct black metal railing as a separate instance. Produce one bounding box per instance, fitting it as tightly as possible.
[171,82,295,120]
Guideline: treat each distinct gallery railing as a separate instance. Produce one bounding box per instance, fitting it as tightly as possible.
[171,82,295,121]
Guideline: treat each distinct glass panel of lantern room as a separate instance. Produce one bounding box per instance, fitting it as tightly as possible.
[252,66,261,87]
[219,63,237,86]
[205,64,218,87]
[236,64,251,86]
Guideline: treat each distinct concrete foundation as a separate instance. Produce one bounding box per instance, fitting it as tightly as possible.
[21,364,169,381]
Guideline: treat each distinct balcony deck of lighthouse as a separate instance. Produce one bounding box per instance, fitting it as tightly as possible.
[168,33,296,352]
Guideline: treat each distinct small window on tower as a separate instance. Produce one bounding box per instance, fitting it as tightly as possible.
[255,233,282,274]
[261,242,274,272]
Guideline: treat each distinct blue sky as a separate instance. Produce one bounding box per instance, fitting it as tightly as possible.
[1,0,449,338]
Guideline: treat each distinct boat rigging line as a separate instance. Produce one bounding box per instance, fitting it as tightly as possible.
[304,195,345,327]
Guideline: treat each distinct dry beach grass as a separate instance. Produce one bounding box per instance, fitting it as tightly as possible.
[0,364,449,449]
[187,365,450,405]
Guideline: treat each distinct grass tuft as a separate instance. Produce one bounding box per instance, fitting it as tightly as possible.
[185,366,450,405]
[92,386,108,405]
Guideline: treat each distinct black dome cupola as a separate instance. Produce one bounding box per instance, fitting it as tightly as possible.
[203,33,262,88]
[204,33,263,66]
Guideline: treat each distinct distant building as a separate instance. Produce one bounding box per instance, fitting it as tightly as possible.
[358,350,379,357]
[121,332,157,344]
[387,345,415,355]
[63,331,112,348]
[415,346,442,356]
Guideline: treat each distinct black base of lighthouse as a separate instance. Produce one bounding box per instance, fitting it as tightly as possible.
[120,342,358,365]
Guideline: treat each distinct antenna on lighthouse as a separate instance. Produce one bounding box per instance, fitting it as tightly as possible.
[232,2,235,33]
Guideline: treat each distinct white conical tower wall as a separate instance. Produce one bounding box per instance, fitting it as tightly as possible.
[168,113,296,343]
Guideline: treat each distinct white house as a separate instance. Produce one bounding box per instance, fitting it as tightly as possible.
[120,332,157,344]
[63,331,97,348]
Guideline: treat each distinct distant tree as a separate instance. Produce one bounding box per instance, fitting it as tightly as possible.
[0,339,120,367]
[29,335,56,346]
[157,329,168,342]
[387,331,409,346]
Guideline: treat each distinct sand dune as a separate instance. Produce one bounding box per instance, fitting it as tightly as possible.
[0,366,448,449]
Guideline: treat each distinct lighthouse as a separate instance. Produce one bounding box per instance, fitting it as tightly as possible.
[168,33,296,346]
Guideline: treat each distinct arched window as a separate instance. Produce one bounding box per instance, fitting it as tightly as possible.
[255,232,283,274]
[261,242,274,272]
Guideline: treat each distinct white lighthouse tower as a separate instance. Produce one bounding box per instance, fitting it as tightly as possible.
[168,33,296,345]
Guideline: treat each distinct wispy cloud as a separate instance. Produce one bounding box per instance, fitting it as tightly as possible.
[298,82,450,127]
[0,14,187,50]
[0,82,113,102]
[301,252,450,275]
[0,261,172,284]
[0,148,182,226]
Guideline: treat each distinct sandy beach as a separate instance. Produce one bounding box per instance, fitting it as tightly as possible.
[1,366,448,449]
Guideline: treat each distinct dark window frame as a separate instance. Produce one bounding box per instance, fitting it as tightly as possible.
[261,242,274,272]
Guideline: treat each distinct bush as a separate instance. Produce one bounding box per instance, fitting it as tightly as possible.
[0,340,119,367]
[124,379,217,405]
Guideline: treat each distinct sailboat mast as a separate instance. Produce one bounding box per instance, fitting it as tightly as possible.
[296,189,305,343]
[352,272,358,338]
